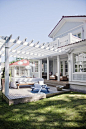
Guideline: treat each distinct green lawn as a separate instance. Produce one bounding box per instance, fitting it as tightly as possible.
[0,91,86,129]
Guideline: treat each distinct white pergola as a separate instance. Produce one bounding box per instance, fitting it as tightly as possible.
[0,35,86,96]
[0,35,60,96]
[0,35,58,60]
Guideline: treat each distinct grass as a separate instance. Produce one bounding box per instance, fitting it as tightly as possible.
[0,91,86,129]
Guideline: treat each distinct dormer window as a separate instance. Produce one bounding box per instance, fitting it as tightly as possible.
[73,33,81,39]
[77,33,81,38]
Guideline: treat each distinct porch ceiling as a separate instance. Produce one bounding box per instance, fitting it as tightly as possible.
[0,35,86,60]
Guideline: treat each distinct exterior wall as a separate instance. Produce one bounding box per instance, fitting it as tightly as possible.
[53,22,84,40]
[71,45,86,82]
[84,22,86,39]
[10,66,30,77]
[70,84,86,93]
[49,61,53,74]
[53,59,57,75]
[30,60,39,78]
[60,57,68,76]
[31,72,39,78]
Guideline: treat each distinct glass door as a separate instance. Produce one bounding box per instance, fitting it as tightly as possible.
[60,61,63,76]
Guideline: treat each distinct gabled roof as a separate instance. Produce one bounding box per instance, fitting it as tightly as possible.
[10,59,29,66]
[48,15,86,38]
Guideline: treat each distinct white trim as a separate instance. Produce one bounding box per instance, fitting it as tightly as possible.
[63,61,65,76]
[69,81,86,85]
[73,72,86,74]
[54,24,83,39]
[47,57,49,80]
[5,35,12,95]
[38,60,42,78]
[57,55,60,81]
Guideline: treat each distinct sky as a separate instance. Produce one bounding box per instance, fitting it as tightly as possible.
[0,0,86,61]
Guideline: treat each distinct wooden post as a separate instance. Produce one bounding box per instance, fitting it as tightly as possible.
[47,57,49,80]
[68,53,72,81]
[38,60,42,78]
[63,61,65,76]
[5,35,12,96]
[57,55,60,81]
[68,33,72,44]
[53,58,54,75]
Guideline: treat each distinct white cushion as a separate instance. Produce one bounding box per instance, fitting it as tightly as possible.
[26,82,34,84]
[39,81,44,85]
[19,81,26,84]
[34,83,41,88]
[50,75,54,77]
[56,73,58,76]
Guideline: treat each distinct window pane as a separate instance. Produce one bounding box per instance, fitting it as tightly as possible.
[16,66,19,76]
[78,33,81,38]
[65,61,68,75]
[32,62,33,72]
[35,61,38,72]
[74,53,86,73]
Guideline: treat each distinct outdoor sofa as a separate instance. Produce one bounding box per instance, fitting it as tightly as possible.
[60,76,68,81]
[49,75,57,80]
[10,77,44,89]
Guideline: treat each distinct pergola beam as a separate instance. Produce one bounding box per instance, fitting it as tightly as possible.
[9,47,57,58]
[1,35,83,60]
[0,36,58,59]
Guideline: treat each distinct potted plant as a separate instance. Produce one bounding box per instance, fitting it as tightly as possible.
[1,67,5,92]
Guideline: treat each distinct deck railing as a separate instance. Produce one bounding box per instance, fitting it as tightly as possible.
[49,33,82,48]
[73,73,86,82]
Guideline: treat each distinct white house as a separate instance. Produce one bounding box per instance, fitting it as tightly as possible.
[31,15,86,92]
[0,15,86,95]
[9,59,30,77]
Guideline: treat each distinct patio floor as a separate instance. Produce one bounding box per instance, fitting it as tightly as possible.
[2,86,70,105]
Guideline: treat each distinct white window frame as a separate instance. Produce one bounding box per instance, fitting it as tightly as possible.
[35,61,38,72]
[73,52,86,73]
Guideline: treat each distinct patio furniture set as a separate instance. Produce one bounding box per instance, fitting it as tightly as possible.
[10,77,64,93]
[31,81,50,93]
[10,78,50,93]
[49,73,68,81]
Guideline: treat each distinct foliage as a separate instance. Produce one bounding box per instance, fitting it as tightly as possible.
[2,67,5,78]
[10,58,23,64]
[1,67,11,79]
[0,92,86,129]
[10,61,16,64]
[16,58,23,61]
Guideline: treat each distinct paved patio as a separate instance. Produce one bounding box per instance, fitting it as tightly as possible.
[3,86,70,105]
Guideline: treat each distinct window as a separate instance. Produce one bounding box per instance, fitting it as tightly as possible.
[44,63,47,73]
[73,33,81,39]
[74,52,86,72]
[42,63,44,72]
[20,66,28,76]
[32,62,33,72]
[35,61,38,72]
[16,66,19,76]
[60,61,63,76]
[65,61,68,75]
[78,33,81,38]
